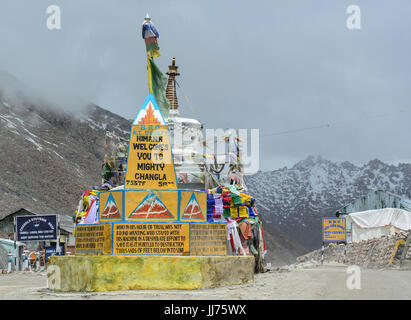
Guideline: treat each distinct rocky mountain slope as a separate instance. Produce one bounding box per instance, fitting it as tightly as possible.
[261,222,306,266]
[0,71,131,219]
[245,156,411,251]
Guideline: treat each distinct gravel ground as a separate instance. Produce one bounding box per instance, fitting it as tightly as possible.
[1,264,411,300]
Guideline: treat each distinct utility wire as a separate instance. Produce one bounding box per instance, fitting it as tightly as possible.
[201,108,410,144]
[168,82,410,149]
[259,109,410,138]
[175,80,196,115]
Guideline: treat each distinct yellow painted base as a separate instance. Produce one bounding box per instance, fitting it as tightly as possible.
[47,255,255,292]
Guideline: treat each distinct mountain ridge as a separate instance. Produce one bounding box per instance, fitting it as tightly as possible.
[245,155,411,250]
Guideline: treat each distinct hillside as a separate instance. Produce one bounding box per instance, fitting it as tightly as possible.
[261,222,307,266]
[0,71,131,218]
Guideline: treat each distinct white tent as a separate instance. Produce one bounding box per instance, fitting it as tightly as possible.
[346,208,411,243]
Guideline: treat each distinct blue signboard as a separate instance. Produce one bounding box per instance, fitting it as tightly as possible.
[45,246,65,262]
[15,215,58,241]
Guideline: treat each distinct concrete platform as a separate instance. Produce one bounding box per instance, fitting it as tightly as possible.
[47,255,255,292]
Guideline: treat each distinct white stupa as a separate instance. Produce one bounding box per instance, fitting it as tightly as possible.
[165,58,205,190]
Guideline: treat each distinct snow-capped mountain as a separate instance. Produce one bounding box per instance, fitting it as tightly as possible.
[245,156,411,250]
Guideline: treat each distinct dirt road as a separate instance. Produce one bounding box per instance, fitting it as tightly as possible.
[1,264,411,300]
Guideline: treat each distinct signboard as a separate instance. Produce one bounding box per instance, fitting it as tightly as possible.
[125,94,177,190]
[113,223,189,255]
[125,124,177,189]
[75,224,112,255]
[15,215,58,241]
[45,245,65,262]
[190,223,227,255]
[322,218,346,242]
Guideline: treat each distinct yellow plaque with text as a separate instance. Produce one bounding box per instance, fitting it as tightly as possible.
[75,224,112,255]
[113,223,189,255]
[190,223,227,255]
[125,124,177,189]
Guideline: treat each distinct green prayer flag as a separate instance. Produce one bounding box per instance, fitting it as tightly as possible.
[149,59,170,119]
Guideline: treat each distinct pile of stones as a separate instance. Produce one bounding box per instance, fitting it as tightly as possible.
[296,231,411,269]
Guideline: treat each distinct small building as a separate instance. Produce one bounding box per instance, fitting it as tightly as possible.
[345,208,411,243]
[335,190,411,243]
[0,208,75,250]
[0,239,26,271]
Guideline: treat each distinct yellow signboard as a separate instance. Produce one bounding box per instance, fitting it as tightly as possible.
[322,218,346,242]
[75,224,112,255]
[190,223,227,255]
[125,124,177,189]
[113,223,189,255]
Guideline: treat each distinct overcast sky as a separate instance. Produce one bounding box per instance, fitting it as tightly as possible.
[0,0,410,171]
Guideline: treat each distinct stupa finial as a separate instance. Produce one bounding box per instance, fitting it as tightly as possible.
[166,57,180,111]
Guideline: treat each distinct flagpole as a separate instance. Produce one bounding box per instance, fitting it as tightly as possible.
[147,56,153,94]
[142,14,170,118]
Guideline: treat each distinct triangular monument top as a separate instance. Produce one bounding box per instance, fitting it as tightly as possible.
[133,93,167,126]
[124,94,177,189]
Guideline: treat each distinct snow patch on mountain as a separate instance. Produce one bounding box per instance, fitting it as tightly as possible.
[245,155,411,250]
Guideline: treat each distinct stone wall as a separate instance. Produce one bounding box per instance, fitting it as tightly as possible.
[297,231,411,269]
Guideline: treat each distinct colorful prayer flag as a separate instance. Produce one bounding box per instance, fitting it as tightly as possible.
[148,58,170,118]
[142,19,160,58]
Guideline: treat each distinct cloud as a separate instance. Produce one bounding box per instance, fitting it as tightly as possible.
[0,0,410,170]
